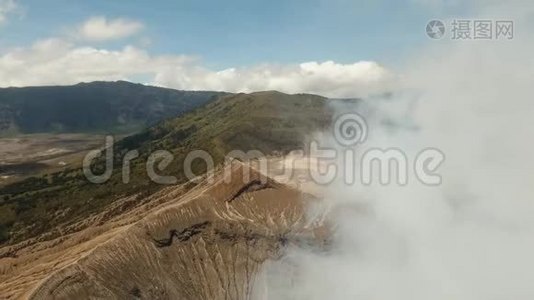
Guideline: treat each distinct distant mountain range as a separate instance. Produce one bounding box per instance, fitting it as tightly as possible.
[0,81,224,135]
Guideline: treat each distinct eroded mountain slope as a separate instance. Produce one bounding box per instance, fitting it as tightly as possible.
[0,162,326,299]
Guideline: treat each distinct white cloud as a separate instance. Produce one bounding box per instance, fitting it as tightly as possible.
[0,38,191,86]
[0,38,393,97]
[76,16,144,41]
[256,2,534,300]
[0,0,17,25]
[153,60,395,98]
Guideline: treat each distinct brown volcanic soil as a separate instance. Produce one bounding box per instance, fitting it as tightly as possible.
[0,161,326,299]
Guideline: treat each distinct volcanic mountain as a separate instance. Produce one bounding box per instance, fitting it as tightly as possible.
[0,87,354,299]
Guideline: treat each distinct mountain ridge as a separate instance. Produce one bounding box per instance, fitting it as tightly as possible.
[0,81,225,135]
[0,89,343,245]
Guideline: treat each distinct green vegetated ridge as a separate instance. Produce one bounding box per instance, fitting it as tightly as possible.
[0,90,355,244]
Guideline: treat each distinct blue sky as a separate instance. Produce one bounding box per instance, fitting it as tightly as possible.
[0,0,486,96]
[1,0,473,68]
